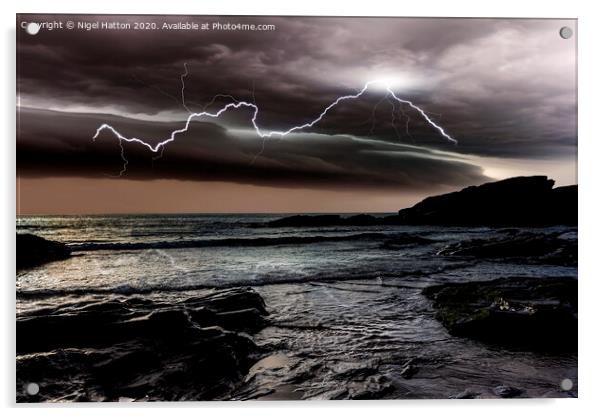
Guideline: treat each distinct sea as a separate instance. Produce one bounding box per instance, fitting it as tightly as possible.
[16,214,578,399]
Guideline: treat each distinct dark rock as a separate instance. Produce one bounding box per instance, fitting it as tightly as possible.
[450,389,480,399]
[438,231,576,266]
[265,213,401,228]
[16,287,269,402]
[346,375,394,400]
[345,214,380,226]
[265,176,576,228]
[423,277,577,351]
[400,359,419,379]
[493,385,523,398]
[17,233,71,270]
[214,308,268,332]
[398,176,577,226]
[267,214,347,227]
[332,365,378,381]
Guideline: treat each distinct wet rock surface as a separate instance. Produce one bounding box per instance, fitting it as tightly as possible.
[17,233,71,270]
[493,384,524,398]
[16,287,269,402]
[423,277,577,351]
[449,389,481,399]
[438,230,577,266]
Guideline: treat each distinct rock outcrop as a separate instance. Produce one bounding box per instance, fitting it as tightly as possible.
[423,276,577,351]
[398,176,577,226]
[437,230,577,266]
[266,176,577,228]
[17,233,71,270]
[266,214,381,228]
[16,287,269,402]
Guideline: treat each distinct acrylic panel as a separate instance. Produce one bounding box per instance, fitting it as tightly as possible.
[16,14,577,402]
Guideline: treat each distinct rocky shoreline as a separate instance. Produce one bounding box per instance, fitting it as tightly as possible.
[17,287,269,402]
[437,229,577,267]
[423,276,577,351]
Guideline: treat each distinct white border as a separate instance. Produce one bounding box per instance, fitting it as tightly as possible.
[3,1,601,415]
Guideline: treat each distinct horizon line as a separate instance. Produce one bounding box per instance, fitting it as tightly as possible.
[16,210,399,217]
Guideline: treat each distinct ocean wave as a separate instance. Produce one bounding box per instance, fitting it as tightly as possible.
[68,232,388,252]
[16,265,455,300]
[16,276,360,299]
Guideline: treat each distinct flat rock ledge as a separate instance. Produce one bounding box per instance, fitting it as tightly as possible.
[423,276,577,351]
[16,287,270,402]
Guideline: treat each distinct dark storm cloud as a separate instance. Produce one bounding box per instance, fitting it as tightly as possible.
[17,108,486,190]
[16,14,576,186]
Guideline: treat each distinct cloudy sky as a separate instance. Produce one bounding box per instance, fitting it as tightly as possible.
[17,14,577,214]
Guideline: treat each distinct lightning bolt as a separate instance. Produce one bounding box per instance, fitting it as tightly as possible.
[386,87,455,144]
[93,67,457,175]
[388,96,402,141]
[398,102,414,142]
[180,62,192,114]
[367,94,388,136]
[151,93,242,163]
